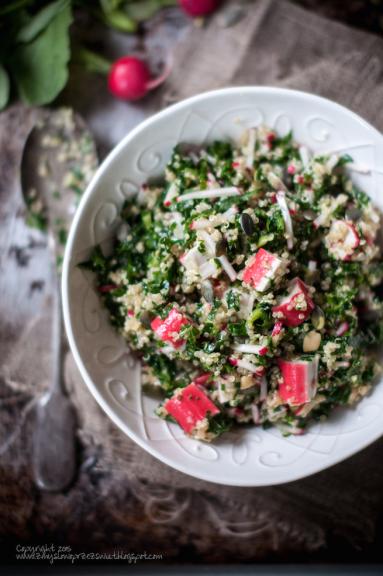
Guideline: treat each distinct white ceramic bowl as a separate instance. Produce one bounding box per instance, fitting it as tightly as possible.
[62,87,383,486]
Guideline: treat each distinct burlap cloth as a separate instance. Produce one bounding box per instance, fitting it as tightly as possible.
[2,0,383,563]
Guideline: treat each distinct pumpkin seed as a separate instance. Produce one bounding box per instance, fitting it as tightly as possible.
[201,280,214,303]
[140,311,154,329]
[302,209,316,221]
[303,331,321,352]
[216,238,228,256]
[345,206,362,222]
[311,306,325,330]
[240,212,255,236]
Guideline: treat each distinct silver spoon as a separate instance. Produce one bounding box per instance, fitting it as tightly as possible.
[21,109,98,491]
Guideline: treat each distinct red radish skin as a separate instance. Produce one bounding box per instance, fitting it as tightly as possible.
[194,373,212,385]
[98,284,117,293]
[164,383,219,434]
[108,57,151,100]
[108,56,171,101]
[336,321,349,337]
[151,307,189,348]
[179,0,221,17]
[271,321,283,338]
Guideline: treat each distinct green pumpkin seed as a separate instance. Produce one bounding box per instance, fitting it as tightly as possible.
[201,280,214,303]
[140,311,154,329]
[302,209,316,221]
[345,206,362,222]
[216,238,227,256]
[311,306,325,330]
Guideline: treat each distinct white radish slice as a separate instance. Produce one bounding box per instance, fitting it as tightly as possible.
[259,375,268,401]
[198,230,216,256]
[245,128,257,169]
[267,171,287,192]
[199,259,219,279]
[299,145,310,168]
[251,403,260,424]
[233,343,268,355]
[276,191,294,250]
[177,187,240,202]
[164,182,178,206]
[218,255,237,281]
[326,154,339,171]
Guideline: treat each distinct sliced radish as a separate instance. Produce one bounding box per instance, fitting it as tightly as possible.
[191,205,238,230]
[251,403,260,424]
[271,320,283,339]
[237,291,255,320]
[276,191,294,250]
[336,321,349,337]
[164,182,179,207]
[325,220,360,261]
[267,171,287,192]
[200,259,219,279]
[233,343,268,355]
[245,128,257,169]
[278,356,318,406]
[242,248,286,292]
[230,357,260,373]
[299,146,310,168]
[177,186,240,202]
[164,383,219,434]
[151,307,189,348]
[218,255,237,281]
[198,230,216,256]
[180,245,207,270]
[273,278,314,327]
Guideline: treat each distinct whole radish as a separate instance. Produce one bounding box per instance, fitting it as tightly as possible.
[179,0,221,17]
[108,56,170,101]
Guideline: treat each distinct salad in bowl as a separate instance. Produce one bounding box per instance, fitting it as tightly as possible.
[82,124,383,442]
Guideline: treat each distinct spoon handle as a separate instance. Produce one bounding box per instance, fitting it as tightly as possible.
[32,232,77,491]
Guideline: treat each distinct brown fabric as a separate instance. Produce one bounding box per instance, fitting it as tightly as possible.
[2,0,383,564]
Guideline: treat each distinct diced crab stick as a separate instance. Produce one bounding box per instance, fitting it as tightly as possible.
[164,383,219,434]
[151,307,189,348]
[242,248,286,292]
[272,278,314,327]
[325,220,360,261]
[278,356,318,406]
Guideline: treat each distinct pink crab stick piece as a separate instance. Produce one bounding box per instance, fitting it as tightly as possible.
[242,248,285,292]
[164,383,220,433]
[278,357,319,406]
[151,307,189,348]
[272,278,314,327]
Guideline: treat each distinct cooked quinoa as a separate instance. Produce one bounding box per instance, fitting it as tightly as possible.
[83,125,383,441]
